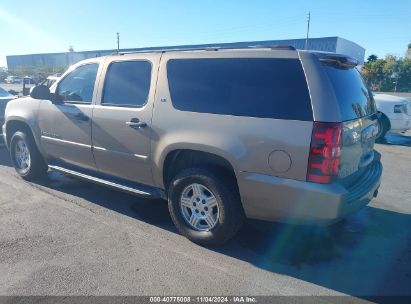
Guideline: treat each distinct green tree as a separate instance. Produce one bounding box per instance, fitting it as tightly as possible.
[362,58,387,91]
[406,42,411,60]
[381,55,399,91]
[0,67,10,83]
[361,52,411,92]
[367,54,378,62]
[397,58,411,91]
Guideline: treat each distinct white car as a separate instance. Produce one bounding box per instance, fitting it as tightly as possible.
[373,93,411,140]
[4,76,23,84]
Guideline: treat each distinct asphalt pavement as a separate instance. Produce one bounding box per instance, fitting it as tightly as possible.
[0,132,410,297]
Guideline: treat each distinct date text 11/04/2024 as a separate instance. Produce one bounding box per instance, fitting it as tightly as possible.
[149,296,257,303]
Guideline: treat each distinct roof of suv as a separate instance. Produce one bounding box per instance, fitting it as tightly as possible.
[105,46,303,61]
[106,47,357,68]
[118,45,297,55]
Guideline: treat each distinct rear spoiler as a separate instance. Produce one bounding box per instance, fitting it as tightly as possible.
[319,55,359,69]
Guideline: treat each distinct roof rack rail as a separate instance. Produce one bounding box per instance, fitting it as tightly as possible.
[247,45,296,50]
[270,45,296,50]
[118,44,297,55]
[119,46,215,55]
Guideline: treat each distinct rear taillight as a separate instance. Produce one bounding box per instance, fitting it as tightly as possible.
[307,122,342,184]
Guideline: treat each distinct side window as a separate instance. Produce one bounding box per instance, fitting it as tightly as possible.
[102,60,152,107]
[167,58,313,121]
[57,63,99,103]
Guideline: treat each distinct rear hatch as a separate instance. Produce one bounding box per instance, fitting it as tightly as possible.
[320,55,379,179]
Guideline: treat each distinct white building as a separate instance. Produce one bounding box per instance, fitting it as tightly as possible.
[6,36,365,70]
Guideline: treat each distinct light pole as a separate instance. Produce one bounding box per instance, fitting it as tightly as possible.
[392,70,400,93]
[117,32,120,54]
[305,11,311,50]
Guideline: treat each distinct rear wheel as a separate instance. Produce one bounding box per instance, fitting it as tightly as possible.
[376,113,390,142]
[167,167,244,246]
[10,131,47,180]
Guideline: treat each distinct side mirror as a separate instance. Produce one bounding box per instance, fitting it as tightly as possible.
[30,85,51,100]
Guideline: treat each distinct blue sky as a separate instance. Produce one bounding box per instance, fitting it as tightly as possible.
[0,0,410,68]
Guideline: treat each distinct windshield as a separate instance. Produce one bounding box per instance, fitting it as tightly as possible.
[323,65,377,120]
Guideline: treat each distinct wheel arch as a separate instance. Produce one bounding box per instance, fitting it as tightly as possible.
[5,119,41,150]
[6,119,31,145]
[378,111,391,131]
[161,148,239,192]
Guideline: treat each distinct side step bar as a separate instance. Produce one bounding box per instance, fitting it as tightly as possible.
[48,165,165,199]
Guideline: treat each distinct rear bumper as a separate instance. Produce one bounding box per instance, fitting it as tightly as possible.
[238,154,382,225]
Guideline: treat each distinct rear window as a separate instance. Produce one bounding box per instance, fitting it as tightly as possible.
[322,65,377,120]
[167,58,312,121]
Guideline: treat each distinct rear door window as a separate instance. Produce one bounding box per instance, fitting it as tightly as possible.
[102,60,152,107]
[322,65,377,120]
[167,58,312,121]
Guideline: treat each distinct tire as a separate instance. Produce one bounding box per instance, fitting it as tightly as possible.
[167,167,245,246]
[376,113,390,142]
[9,131,47,180]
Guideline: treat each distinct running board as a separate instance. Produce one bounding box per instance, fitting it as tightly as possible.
[48,165,165,199]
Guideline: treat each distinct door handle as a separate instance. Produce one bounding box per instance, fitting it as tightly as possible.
[126,118,147,129]
[74,113,89,122]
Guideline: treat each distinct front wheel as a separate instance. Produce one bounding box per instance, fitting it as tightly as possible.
[10,131,47,180]
[168,168,245,246]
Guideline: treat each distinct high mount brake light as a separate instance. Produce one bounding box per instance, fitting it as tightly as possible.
[320,55,358,69]
[307,122,342,184]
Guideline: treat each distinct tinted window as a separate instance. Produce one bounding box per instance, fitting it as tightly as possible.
[322,65,377,120]
[102,61,151,107]
[167,58,312,121]
[58,63,98,103]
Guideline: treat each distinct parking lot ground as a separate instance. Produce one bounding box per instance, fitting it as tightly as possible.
[0,132,410,298]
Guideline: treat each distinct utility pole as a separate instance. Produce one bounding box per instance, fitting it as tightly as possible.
[305,11,311,50]
[117,32,120,54]
[394,73,399,93]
